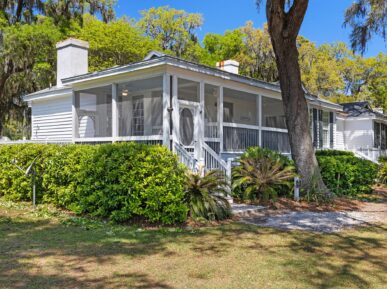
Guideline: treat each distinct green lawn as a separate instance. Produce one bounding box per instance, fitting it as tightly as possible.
[0,200,386,289]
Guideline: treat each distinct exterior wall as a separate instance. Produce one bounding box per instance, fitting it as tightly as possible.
[335,117,345,150]
[31,95,73,140]
[342,118,374,150]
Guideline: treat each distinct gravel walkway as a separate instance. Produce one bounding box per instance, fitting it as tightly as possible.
[239,203,386,233]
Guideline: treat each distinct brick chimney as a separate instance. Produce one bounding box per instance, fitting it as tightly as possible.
[216,60,239,74]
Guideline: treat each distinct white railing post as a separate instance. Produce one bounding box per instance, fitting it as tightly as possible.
[72,91,79,144]
[219,86,224,153]
[162,73,171,148]
[258,94,262,147]
[294,177,300,201]
[172,75,179,145]
[226,158,232,180]
[199,80,205,162]
[112,83,118,142]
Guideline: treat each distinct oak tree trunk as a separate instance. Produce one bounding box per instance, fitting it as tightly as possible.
[265,0,329,194]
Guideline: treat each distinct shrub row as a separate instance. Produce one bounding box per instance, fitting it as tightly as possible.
[315,150,378,196]
[0,143,187,224]
[377,156,387,184]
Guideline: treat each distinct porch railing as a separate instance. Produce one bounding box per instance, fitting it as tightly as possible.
[202,142,231,178]
[174,141,198,172]
[205,122,218,138]
[223,123,259,152]
[0,139,72,145]
[352,147,387,164]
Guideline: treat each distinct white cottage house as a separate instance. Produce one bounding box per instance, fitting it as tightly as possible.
[21,38,384,174]
[336,102,387,161]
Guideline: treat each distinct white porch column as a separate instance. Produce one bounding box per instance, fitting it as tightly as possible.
[219,86,224,153]
[198,81,205,163]
[72,90,79,143]
[172,75,179,151]
[258,94,262,147]
[162,73,171,147]
[112,83,118,142]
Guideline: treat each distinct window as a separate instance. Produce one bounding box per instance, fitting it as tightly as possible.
[132,96,144,136]
[322,111,329,148]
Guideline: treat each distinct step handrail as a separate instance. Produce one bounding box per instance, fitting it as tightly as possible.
[202,142,231,178]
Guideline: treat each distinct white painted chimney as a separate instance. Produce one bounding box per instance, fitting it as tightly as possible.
[56,38,89,87]
[216,60,239,74]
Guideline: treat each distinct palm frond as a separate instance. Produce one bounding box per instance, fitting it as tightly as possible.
[185,169,231,220]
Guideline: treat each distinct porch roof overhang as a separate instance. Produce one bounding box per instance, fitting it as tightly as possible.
[61,55,281,91]
[23,86,72,102]
[23,54,343,112]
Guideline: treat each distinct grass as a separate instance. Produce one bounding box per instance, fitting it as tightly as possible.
[0,199,386,289]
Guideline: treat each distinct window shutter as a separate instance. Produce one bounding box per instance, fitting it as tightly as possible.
[329,112,334,148]
[312,108,318,148]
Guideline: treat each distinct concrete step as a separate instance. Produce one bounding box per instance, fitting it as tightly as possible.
[231,203,265,217]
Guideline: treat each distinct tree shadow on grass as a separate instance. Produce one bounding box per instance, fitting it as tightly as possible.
[242,224,387,289]
[0,213,386,289]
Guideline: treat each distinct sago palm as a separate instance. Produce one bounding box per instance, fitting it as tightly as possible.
[184,169,231,221]
[232,153,295,201]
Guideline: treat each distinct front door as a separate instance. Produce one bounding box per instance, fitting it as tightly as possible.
[179,101,199,158]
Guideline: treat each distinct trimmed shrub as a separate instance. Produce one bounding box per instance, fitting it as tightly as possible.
[316,153,378,196]
[0,143,188,224]
[315,150,355,157]
[42,145,96,208]
[76,143,187,224]
[377,156,387,184]
[0,144,57,201]
[378,156,387,163]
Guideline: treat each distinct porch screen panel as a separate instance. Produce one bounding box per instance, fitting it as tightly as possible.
[204,84,219,138]
[223,88,258,125]
[117,76,163,137]
[262,96,286,129]
[75,85,112,138]
[178,78,199,102]
[223,126,259,152]
[262,131,291,153]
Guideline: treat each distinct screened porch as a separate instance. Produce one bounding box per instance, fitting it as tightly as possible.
[71,72,292,158]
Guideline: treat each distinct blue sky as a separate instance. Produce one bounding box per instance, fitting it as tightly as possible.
[116,0,386,57]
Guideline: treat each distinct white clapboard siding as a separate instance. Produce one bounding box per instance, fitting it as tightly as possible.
[335,118,345,150]
[31,95,72,140]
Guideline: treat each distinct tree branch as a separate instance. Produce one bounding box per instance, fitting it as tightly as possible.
[286,0,309,38]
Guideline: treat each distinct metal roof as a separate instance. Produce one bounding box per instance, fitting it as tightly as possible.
[341,101,387,119]
[24,52,343,111]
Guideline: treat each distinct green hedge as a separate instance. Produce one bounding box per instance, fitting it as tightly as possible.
[0,143,188,224]
[315,150,354,157]
[316,151,378,196]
